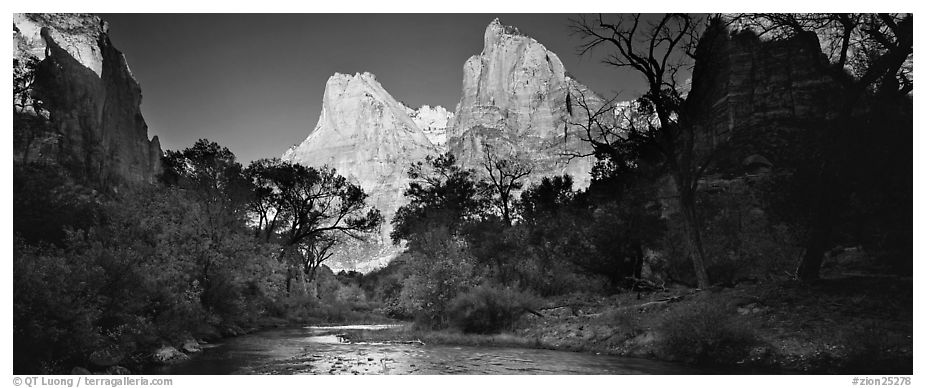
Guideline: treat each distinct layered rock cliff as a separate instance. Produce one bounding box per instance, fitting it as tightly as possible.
[685,26,843,169]
[13,13,162,186]
[447,18,600,189]
[282,72,439,242]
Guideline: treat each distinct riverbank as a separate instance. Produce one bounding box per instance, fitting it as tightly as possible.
[101,313,399,375]
[342,276,912,374]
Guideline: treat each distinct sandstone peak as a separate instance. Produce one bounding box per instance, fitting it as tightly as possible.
[331,71,376,81]
[14,13,106,77]
[483,18,531,55]
[450,19,601,190]
[283,71,436,245]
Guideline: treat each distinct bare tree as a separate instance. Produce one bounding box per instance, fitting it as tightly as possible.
[563,89,657,177]
[571,13,716,289]
[731,13,912,101]
[481,145,533,225]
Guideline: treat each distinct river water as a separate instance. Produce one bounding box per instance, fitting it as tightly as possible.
[149,325,720,375]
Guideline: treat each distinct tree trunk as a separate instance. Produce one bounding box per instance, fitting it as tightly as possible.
[797,174,835,282]
[797,231,826,281]
[796,92,855,283]
[500,192,512,225]
[632,239,644,279]
[285,268,293,295]
[679,189,711,289]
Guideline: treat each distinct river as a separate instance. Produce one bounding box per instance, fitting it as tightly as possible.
[148,325,724,375]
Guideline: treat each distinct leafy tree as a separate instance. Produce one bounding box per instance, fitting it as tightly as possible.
[244,158,285,243]
[518,175,577,221]
[245,159,382,284]
[13,57,50,164]
[13,57,40,113]
[512,175,593,294]
[160,139,253,281]
[391,152,487,246]
[387,153,499,326]
[396,230,478,329]
[160,140,251,231]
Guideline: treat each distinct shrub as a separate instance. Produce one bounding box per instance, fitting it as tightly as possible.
[448,284,539,334]
[657,300,759,365]
[13,241,105,373]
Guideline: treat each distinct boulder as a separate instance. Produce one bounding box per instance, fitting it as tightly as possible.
[220,325,244,337]
[181,339,202,353]
[71,367,92,375]
[151,346,189,365]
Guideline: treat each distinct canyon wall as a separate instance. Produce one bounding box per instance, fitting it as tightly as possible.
[13,13,162,186]
[685,26,843,167]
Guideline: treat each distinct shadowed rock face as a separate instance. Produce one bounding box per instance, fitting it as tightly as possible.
[282,72,439,242]
[448,18,599,189]
[685,27,844,169]
[13,13,162,186]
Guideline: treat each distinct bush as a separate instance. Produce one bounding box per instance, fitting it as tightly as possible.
[13,241,105,373]
[657,300,759,365]
[448,284,539,334]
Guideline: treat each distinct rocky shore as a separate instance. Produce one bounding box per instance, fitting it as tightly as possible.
[342,277,912,374]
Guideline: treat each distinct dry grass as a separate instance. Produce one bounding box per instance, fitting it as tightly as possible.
[340,325,543,349]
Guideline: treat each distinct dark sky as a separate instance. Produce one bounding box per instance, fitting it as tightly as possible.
[100,14,648,163]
